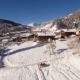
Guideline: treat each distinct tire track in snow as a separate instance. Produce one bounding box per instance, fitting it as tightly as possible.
[2,49,80,80]
[1,56,80,80]
[63,65,80,80]
[50,59,80,80]
[36,65,46,80]
[56,59,80,80]
[48,60,69,80]
[58,64,75,80]
[53,64,70,80]
[67,61,80,76]
[60,58,80,80]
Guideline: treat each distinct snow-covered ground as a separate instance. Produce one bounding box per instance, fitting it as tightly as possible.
[0,38,80,80]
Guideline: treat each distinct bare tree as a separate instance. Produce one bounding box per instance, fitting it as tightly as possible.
[44,38,56,55]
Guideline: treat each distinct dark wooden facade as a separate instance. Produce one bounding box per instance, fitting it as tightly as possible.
[13,37,22,42]
[37,36,55,42]
[28,34,38,41]
[60,30,76,38]
[21,37,27,39]
[61,32,76,37]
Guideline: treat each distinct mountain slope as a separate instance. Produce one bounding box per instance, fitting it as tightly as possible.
[1,9,80,33]
[34,10,80,31]
[0,19,30,33]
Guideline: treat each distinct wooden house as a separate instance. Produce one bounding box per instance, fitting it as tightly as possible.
[28,34,38,41]
[13,37,22,42]
[2,36,10,39]
[2,39,9,45]
[65,32,76,37]
[20,31,30,40]
[1,35,10,45]
[20,30,28,33]
[9,32,15,37]
[3,33,9,36]
[60,30,76,38]
[37,32,55,42]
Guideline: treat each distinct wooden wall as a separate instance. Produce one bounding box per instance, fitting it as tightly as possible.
[28,34,38,41]
[13,37,22,42]
[61,32,76,38]
[37,36,55,42]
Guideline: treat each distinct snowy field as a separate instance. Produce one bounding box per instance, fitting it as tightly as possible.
[0,38,80,80]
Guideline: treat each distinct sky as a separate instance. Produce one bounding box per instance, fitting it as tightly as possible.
[0,0,80,24]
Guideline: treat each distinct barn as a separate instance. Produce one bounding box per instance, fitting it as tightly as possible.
[37,32,55,42]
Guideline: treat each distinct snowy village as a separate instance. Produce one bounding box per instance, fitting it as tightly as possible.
[0,26,80,80]
[1,0,80,80]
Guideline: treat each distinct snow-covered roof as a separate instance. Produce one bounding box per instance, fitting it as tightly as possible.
[66,29,77,32]
[32,29,41,32]
[20,30,27,33]
[15,31,20,34]
[2,36,10,39]
[2,39,8,42]
[10,32,16,34]
[15,34,20,36]
[3,33,9,35]
[26,33,32,36]
[8,38,13,41]
[11,36,17,39]
[37,32,55,36]
[20,34,26,37]
[55,29,77,32]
